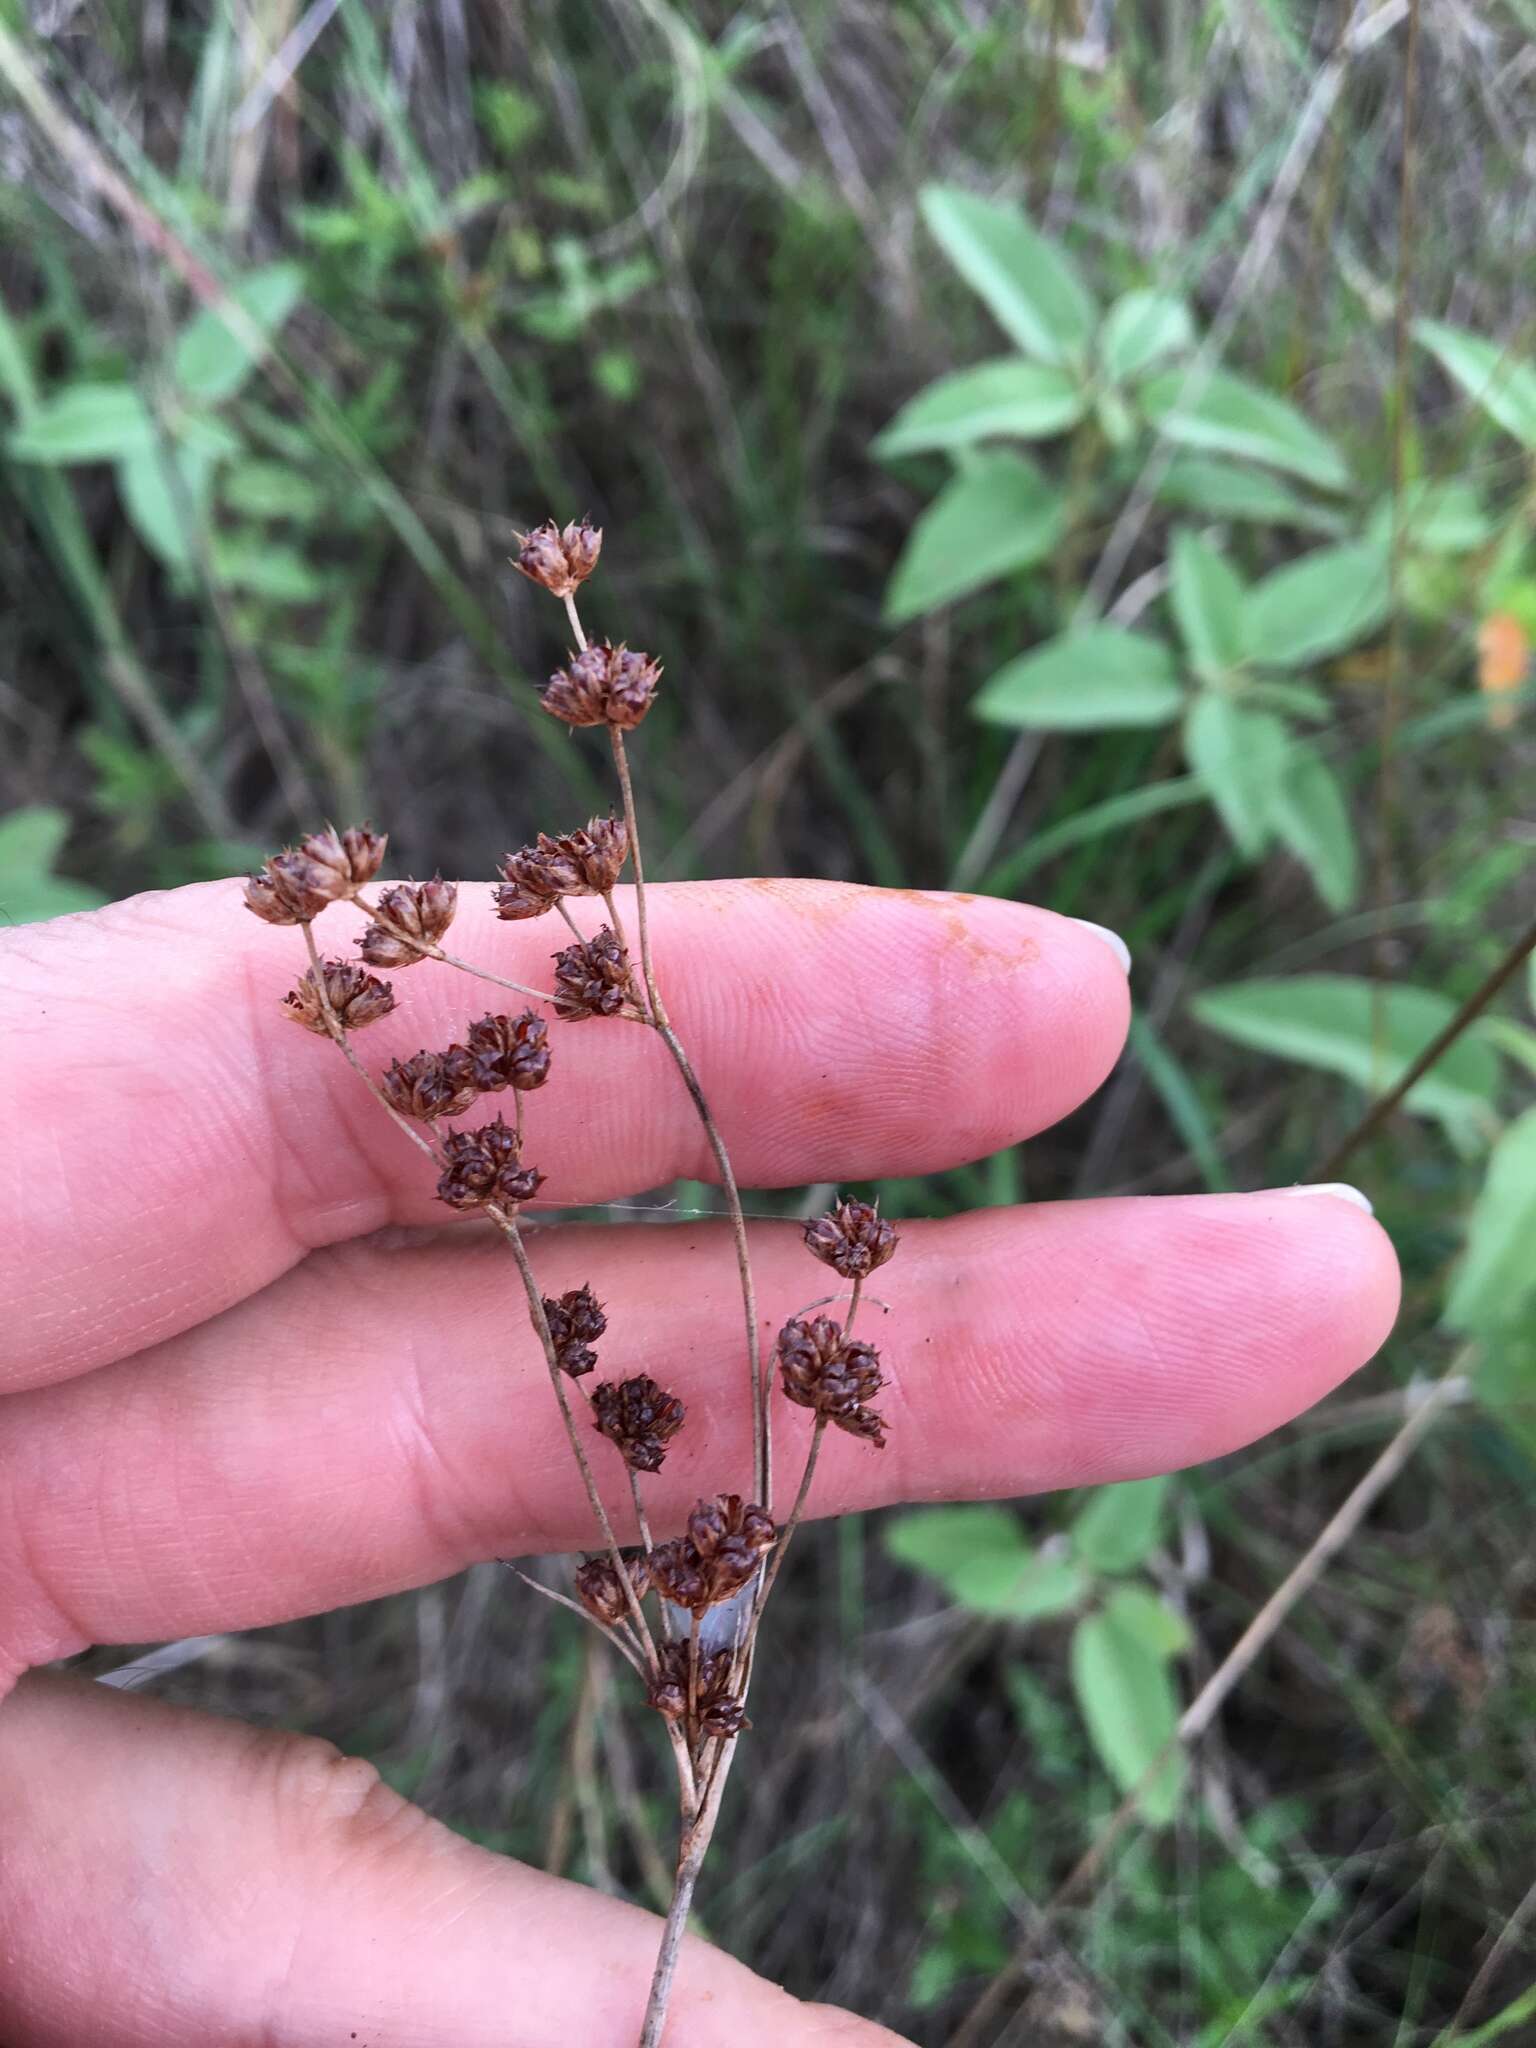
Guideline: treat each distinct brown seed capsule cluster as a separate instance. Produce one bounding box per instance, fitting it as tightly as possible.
[803,1198,898,1280]
[380,1048,479,1122]
[552,927,633,1020]
[245,825,387,925]
[513,517,602,599]
[435,1117,544,1212]
[541,641,661,730]
[455,1011,552,1093]
[648,1495,777,1618]
[574,1550,650,1627]
[359,878,458,967]
[778,1316,887,1448]
[282,959,396,1034]
[592,1375,686,1473]
[494,817,629,920]
[647,1643,749,1740]
[543,1285,607,1377]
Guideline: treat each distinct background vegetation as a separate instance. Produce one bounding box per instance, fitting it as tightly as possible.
[4,3,1536,2041]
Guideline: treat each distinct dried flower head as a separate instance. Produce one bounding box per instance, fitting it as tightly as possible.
[778,1315,888,1448]
[803,1197,898,1280]
[540,641,661,730]
[648,1495,777,1617]
[494,817,628,921]
[513,517,602,599]
[543,1285,607,1377]
[591,1375,686,1473]
[282,959,396,1034]
[574,1550,650,1627]
[359,877,458,967]
[552,926,634,1020]
[296,824,388,899]
[646,1643,749,1739]
[381,1049,479,1122]
[244,848,330,925]
[435,1116,544,1212]
[492,840,565,921]
[452,1010,552,1093]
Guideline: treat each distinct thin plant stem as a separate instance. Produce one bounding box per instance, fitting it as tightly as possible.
[501,1564,649,1680]
[639,1742,740,2048]
[556,898,586,943]
[300,925,437,1161]
[349,892,559,1007]
[490,1205,658,1666]
[756,1418,826,1609]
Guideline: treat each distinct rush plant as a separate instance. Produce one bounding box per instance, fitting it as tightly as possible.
[242,518,897,2048]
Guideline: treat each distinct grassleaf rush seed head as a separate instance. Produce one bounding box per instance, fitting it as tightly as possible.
[282,959,396,1033]
[512,517,602,599]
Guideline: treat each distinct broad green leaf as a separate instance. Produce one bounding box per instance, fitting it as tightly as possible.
[1477,1330,1536,1468]
[1367,478,1494,556]
[1140,368,1350,490]
[1191,974,1501,1144]
[883,450,1062,623]
[222,460,326,522]
[1101,1582,1193,1659]
[1070,1478,1170,1574]
[117,444,213,573]
[1243,543,1391,668]
[1245,679,1331,722]
[6,383,154,462]
[885,1504,1026,1579]
[213,535,326,602]
[1071,1596,1185,1824]
[885,1506,1084,1620]
[1270,746,1358,911]
[973,626,1182,730]
[1416,318,1536,449]
[1183,696,1289,856]
[173,263,304,404]
[1100,289,1195,383]
[0,806,106,925]
[1169,528,1246,682]
[1445,1107,1536,1334]
[1156,456,1344,533]
[875,358,1086,457]
[949,1550,1087,1621]
[920,184,1096,367]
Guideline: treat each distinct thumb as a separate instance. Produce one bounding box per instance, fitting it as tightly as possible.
[0,1673,909,2047]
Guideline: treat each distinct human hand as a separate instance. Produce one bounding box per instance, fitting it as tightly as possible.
[0,878,1399,2046]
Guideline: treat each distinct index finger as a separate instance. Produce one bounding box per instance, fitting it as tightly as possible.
[0,877,1129,1390]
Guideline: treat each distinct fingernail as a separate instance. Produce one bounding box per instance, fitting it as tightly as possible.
[1273,1182,1374,1216]
[1068,917,1131,975]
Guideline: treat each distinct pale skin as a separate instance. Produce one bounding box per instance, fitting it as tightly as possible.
[0,875,1401,2047]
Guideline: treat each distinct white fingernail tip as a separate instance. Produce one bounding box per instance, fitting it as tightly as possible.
[1274,1182,1374,1216]
[1067,917,1131,975]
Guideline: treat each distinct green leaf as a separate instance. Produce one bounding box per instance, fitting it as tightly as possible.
[1445,1107,1536,1334]
[973,626,1183,730]
[875,358,1086,457]
[1140,368,1350,490]
[1367,478,1494,555]
[1182,696,1290,856]
[212,534,326,602]
[885,1506,1084,1621]
[6,383,154,462]
[1244,679,1332,722]
[1100,290,1195,383]
[1270,746,1358,912]
[1191,975,1502,1145]
[1169,528,1246,682]
[222,460,326,522]
[950,1550,1088,1621]
[1070,1478,1170,1574]
[1416,318,1536,449]
[920,184,1097,367]
[173,263,304,404]
[883,450,1062,623]
[1102,1582,1193,1659]
[1243,543,1390,668]
[1156,456,1344,533]
[0,806,106,925]
[117,444,213,573]
[885,1505,1026,1579]
[1071,1594,1185,1824]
